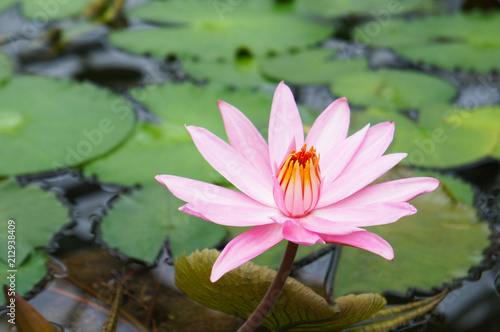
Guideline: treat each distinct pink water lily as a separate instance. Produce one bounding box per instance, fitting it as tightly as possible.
[156,82,439,282]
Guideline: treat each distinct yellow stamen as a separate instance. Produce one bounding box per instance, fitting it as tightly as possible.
[277,144,321,216]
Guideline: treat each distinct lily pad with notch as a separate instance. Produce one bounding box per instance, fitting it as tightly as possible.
[259,48,369,85]
[183,50,272,88]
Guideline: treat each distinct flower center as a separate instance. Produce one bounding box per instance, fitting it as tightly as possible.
[276,144,321,217]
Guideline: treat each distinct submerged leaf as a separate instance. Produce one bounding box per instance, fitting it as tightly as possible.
[100,183,226,263]
[175,249,389,331]
[101,284,123,332]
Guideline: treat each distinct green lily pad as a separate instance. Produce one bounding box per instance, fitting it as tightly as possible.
[335,170,489,295]
[398,43,500,73]
[259,48,368,85]
[0,179,69,265]
[18,0,94,20]
[0,53,13,85]
[350,107,497,168]
[0,1,17,13]
[331,69,456,110]
[0,250,48,302]
[110,0,333,60]
[183,53,272,88]
[175,249,387,331]
[443,106,500,159]
[297,0,438,18]
[354,13,500,72]
[84,82,275,186]
[0,76,135,176]
[100,183,227,263]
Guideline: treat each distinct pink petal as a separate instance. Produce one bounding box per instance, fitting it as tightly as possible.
[210,223,284,282]
[333,177,440,207]
[156,174,263,206]
[312,202,417,227]
[341,122,395,174]
[272,176,288,216]
[180,202,277,227]
[305,97,350,154]
[219,100,272,178]
[300,215,362,235]
[279,219,325,245]
[268,82,304,173]
[156,175,278,226]
[321,230,394,260]
[320,124,370,183]
[186,126,274,206]
[318,153,407,208]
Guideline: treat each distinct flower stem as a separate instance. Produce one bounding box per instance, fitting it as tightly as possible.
[237,241,299,332]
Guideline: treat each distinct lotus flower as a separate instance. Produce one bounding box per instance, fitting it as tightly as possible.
[156,82,439,282]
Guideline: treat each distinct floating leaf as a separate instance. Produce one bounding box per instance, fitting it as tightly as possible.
[335,169,489,295]
[175,249,388,331]
[84,83,275,186]
[414,170,474,206]
[100,183,226,263]
[110,0,333,60]
[354,13,500,72]
[350,107,497,168]
[183,54,272,88]
[0,1,17,13]
[331,69,456,110]
[0,179,69,264]
[0,52,13,85]
[19,0,94,20]
[443,105,500,158]
[398,43,500,72]
[0,250,49,301]
[297,0,438,18]
[259,48,368,85]
[0,76,135,176]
